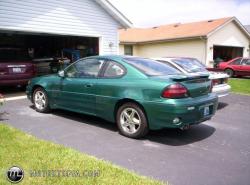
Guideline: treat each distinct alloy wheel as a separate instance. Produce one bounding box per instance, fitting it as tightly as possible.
[120,108,141,134]
[34,91,46,110]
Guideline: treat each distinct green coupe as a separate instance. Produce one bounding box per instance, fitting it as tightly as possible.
[26,55,218,138]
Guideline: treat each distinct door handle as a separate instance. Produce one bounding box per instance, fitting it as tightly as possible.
[84,83,93,88]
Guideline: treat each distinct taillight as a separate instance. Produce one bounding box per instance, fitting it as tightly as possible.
[162,83,189,99]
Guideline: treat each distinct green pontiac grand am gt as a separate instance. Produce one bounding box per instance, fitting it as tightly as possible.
[26,55,218,138]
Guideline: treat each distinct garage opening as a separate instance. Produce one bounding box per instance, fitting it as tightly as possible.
[213,45,243,62]
[0,32,99,76]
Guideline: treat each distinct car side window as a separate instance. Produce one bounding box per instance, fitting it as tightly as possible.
[157,60,181,71]
[242,59,250,66]
[103,61,125,77]
[230,58,241,65]
[65,59,104,78]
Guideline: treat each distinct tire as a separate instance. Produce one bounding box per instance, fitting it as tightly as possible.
[116,102,149,139]
[225,68,234,77]
[32,87,50,113]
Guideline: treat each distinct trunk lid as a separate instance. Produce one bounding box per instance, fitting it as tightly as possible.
[151,73,211,98]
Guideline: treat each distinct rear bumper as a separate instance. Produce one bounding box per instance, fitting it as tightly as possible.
[142,93,218,130]
[0,79,29,86]
[212,84,231,98]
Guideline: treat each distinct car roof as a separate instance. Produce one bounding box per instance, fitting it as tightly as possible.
[85,55,154,63]
[154,56,199,61]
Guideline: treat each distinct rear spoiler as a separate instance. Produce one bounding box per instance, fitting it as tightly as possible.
[168,73,209,82]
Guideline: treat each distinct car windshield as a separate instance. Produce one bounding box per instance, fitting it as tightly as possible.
[124,57,181,76]
[172,58,207,73]
[0,48,30,61]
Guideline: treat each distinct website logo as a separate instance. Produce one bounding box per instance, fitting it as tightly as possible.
[6,166,24,183]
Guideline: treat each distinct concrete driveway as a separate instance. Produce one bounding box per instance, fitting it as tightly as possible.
[0,86,26,98]
[1,94,250,185]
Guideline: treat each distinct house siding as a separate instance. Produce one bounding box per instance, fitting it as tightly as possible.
[120,39,206,64]
[0,0,122,54]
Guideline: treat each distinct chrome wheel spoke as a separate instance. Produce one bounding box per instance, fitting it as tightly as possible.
[132,117,140,125]
[40,94,45,100]
[36,103,42,109]
[130,109,136,119]
[42,99,46,105]
[121,121,129,127]
[128,124,136,133]
[123,112,130,120]
[35,95,39,101]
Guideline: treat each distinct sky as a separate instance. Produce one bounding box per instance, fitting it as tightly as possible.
[109,0,250,28]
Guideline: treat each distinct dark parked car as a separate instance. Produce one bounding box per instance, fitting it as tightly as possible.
[218,57,250,77]
[26,55,218,139]
[0,48,36,87]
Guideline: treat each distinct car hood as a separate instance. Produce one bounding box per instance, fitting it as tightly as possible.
[31,74,57,82]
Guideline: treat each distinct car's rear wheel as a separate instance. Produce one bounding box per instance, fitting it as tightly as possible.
[225,68,234,77]
[116,102,148,139]
[33,87,50,113]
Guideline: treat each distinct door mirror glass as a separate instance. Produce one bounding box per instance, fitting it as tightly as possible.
[58,70,65,78]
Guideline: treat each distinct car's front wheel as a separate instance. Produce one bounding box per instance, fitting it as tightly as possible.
[116,102,149,139]
[225,68,234,77]
[33,87,50,113]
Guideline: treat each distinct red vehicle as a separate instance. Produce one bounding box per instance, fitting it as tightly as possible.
[218,57,250,77]
[0,48,36,87]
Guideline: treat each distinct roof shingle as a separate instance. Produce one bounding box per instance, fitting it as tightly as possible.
[119,17,233,43]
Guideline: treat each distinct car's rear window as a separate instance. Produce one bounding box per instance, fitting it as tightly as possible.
[172,58,207,73]
[124,57,181,76]
[0,48,30,61]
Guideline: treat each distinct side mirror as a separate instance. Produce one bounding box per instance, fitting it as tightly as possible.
[58,70,65,78]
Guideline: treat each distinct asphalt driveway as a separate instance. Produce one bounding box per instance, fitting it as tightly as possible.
[1,93,250,185]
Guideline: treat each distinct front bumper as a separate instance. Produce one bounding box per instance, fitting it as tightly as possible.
[212,84,231,98]
[143,93,218,130]
[26,84,32,101]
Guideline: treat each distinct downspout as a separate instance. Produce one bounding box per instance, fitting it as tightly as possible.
[199,36,207,66]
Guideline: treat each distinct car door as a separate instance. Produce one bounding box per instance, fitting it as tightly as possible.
[241,58,250,76]
[57,58,105,115]
[94,60,126,121]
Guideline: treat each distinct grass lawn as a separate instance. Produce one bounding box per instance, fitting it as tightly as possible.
[228,78,250,95]
[0,124,165,185]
